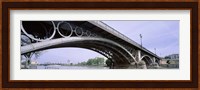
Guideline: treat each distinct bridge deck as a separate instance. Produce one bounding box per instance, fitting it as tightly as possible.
[88,21,160,59]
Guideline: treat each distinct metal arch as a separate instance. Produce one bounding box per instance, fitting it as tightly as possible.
[69,45,124,65]
[88,49,122,65]
[21,39,129,64]
[77,45,113,59]
[66,46,114,63]
[21,37,137,64]
[21,21,57,42]
[83,45,125,64]
[140,55,153,65]
[32,38,130,64]
[89,40,133,63]
[91,40,136,64]
[90,48,112,58]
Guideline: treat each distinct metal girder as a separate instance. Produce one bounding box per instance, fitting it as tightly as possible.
[21,37,137,65]
[140,55,153,65]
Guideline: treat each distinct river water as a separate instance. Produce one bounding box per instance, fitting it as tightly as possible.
[31,64,178,69]
[36,65,109,69]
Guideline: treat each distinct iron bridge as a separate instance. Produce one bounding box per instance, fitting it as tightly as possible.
[21,21,161,69]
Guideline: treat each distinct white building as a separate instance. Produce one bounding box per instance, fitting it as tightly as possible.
[164,54,179,59]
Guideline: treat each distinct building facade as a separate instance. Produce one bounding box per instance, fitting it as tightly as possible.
[164,54,179,60]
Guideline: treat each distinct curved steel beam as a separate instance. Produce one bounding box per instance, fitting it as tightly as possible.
[140,55,153,65]
[21,37,137,64]
[79,44,126,65]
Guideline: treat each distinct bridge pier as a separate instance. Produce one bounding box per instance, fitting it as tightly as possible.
[137,50,141,62]
[149,57,159,68]
[153,57,156,63]
[24,58,31,69]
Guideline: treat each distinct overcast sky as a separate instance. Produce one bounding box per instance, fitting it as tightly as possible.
[32,20,179,64]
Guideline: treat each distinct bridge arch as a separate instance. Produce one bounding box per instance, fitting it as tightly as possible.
[140,55,153,65]
[65,45,126,65]
[21,37,137,65]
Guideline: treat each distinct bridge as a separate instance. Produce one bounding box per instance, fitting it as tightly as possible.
[21,21,161,69]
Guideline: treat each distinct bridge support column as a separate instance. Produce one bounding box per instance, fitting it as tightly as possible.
[25,58,31,69]
[137,50,141,62]
[153,57,156,63]
[152,57,159,68]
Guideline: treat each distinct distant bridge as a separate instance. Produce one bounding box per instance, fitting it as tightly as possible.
[21,21,161,69]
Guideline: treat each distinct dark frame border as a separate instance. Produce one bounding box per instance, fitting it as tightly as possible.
[2,2,198,88]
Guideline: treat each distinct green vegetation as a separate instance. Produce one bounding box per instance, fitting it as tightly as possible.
[77,57,105,66]
[37,57,106,66]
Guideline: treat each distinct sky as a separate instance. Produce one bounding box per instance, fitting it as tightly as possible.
[30,20,179,64]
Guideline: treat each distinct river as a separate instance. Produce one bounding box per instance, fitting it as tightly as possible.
[30,64,178,69]
[36,65,109,69]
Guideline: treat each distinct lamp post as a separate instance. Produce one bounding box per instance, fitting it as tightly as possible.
[140,34,142,48]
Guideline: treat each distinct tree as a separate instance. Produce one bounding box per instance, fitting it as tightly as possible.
[80,61,87,65]
[86,59,93,65]
[96,57,104,65]
[106,59,112,67]
[166,60,171,64]
[70,63,73,66]
[86,57,105,66]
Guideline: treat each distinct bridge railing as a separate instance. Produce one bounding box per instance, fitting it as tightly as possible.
[88,21,160,59]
